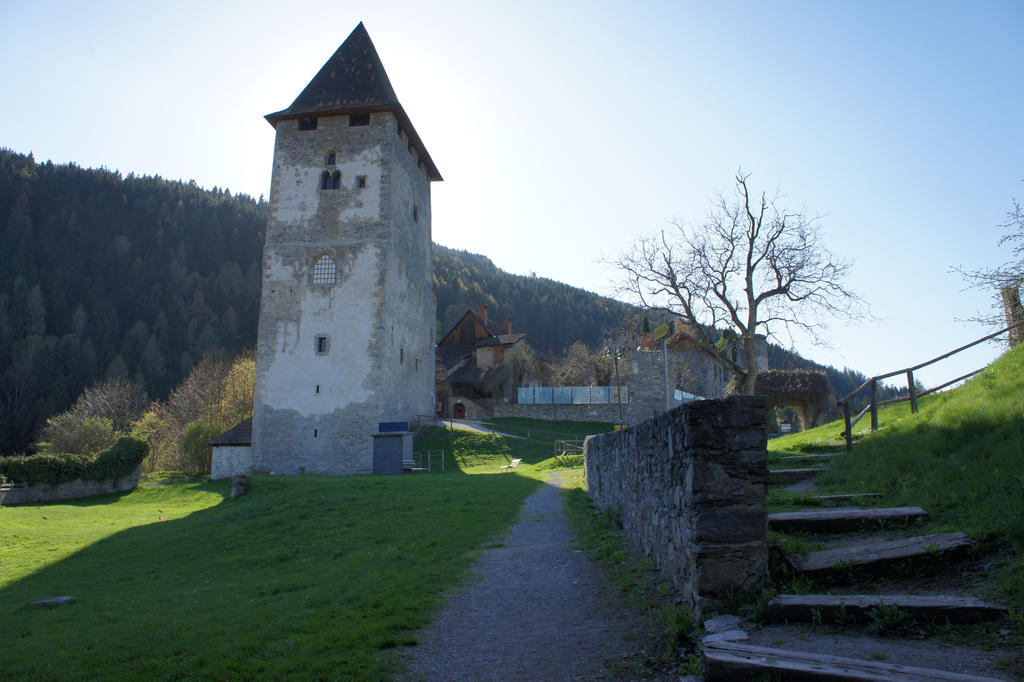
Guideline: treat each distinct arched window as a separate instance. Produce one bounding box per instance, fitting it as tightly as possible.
[313,255,338,285]
[332,170,341,190]
[320,171,330,190]
[326,151,336,165]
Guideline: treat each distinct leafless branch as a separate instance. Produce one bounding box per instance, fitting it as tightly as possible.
[612,170,866,393]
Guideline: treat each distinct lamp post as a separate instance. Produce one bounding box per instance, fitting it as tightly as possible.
[605,347,624,428]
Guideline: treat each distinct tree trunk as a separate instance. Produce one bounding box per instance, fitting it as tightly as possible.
[1002,285,1024,348]
[739,335,760,394]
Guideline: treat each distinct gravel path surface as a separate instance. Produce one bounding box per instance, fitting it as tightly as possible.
[401,473,649,681]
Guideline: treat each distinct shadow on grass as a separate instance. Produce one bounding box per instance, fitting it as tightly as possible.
[0,472,542,681]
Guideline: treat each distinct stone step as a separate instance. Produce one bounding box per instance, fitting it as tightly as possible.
[703,641,1004,681]
[769,467,827,483]
[767,593,1007,624]
[787,532,973,575]
[768,506,928,533]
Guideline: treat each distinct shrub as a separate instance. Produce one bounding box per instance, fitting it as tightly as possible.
[36,414,118,456]
[0,438,148,486]
[135,351,254,475]
[180,421,221,475]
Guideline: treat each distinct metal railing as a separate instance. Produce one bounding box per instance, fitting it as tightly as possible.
[553,439,584,467]
[837,324,1017,453]
[516,385,629,405]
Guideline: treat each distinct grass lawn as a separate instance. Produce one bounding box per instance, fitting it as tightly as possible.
[415,418,614,477]
[0,467,541,679]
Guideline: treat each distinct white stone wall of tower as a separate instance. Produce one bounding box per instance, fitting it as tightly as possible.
[247,112,435,475]
[376,114,435,425]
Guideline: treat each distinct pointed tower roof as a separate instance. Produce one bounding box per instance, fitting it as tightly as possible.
[265,23,441,181]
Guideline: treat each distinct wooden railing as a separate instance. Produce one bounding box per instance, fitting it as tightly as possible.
[837,324,1017,453]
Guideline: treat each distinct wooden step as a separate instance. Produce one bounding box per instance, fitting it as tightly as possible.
[767,593,1007,623]
[703,641,1004,681]
[813,492,883,502]
[776,453,842,463]
[787,532,973,575]
[770,467,827,483]
[768,506,928,532]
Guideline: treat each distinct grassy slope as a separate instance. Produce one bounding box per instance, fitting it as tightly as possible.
[769,343,1024,607]
[415,418,615,476]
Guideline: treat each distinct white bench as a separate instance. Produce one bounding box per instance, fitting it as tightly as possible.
[499,458,522,472]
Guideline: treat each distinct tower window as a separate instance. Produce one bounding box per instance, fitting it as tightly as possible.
[298,118,318,131]
[413,205,419,222]
[326,151,336,165]
[400,347,404,364]
[316,384,321,394]
[332,170,341,190]
[313,255,338,285]
[315,336,329,354]
[356,175,367,189]
[349,113,370,127]
[320,171,331,190]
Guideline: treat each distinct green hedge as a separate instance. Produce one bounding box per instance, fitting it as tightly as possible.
[0,438,149,486]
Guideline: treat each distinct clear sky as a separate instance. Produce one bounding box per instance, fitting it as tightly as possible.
[2,0,1021,390]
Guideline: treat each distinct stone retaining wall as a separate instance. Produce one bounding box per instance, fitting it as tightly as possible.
[584,396,768,616]
[0,465,142,505]
[491,401,624,423]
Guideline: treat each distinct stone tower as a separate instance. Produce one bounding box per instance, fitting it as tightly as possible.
[250,23,441,475]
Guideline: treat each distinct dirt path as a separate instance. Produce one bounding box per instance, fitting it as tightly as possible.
[401,473,651,681]
[441,419,526,439]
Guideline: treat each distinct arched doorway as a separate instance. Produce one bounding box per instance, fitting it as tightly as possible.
[453,402,466,419]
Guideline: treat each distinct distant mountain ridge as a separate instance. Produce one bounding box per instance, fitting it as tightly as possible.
[433,245,635,355]
[0,149,887,452]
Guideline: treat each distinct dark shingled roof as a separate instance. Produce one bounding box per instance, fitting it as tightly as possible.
[448,364,510,387]
[437,345,474,367]
[209,418,252,446]
[265,22,441,181]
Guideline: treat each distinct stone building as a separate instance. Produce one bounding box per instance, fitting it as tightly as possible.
[492,319,770,425]
[637,319,769,400]
[435,304,530,419]
[220,23,441,477]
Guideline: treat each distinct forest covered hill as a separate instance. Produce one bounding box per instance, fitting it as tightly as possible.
[0,149,888,453]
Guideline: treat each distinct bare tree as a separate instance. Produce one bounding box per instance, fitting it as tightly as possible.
[70,377,147,433]
[954,194,1024,345]
[614,171,864,394]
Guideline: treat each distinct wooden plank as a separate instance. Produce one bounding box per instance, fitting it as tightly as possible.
[813,493,883,502]
[28,596,76,609]
[703,641,1005,681]
[788,532,973,575]
[776,453,843,463]
[768,507,928,533]
[770,467,828,483]
[767,593,1007,623]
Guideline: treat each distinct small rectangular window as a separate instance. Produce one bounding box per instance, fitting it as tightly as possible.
[315,384,320,394]
[298,118,318,131]
[348,113,370,127]
[314,429,318,438]
[316,336,329,355]
[356,175,367,189]
[413,205,419,222]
